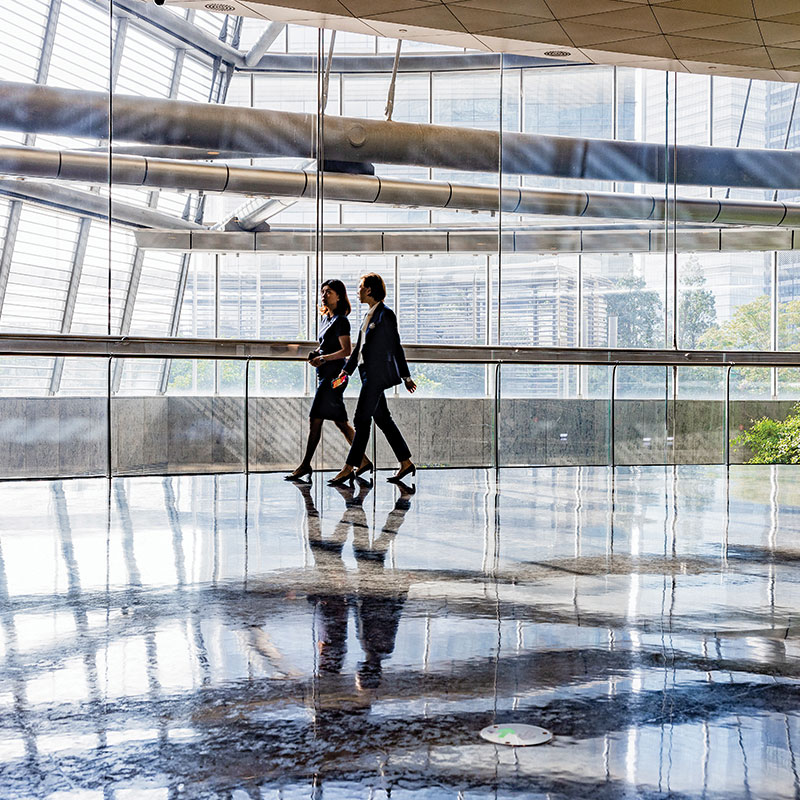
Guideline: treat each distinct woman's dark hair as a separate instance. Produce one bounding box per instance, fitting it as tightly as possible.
[319,279,351,317]
[361,272,387,302]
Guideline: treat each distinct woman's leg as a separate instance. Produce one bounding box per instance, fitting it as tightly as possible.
[295,418,324,470]
[334,419,355,445]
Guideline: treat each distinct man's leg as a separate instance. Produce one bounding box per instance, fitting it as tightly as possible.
[345,380,384,468]
[373,392,411,462]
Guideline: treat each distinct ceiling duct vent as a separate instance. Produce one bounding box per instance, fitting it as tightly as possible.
[205,3,236,11]
[544,50,571,57]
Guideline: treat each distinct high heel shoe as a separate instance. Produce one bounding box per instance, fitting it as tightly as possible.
[387,463,416,483]
[284,466,312,481]
[356,459,374,476]
[327,469,355,487]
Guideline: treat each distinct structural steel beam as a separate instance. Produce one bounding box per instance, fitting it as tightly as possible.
[3,146,800,229]
[157,251,191,395]
[119,248,145,337]
[110,16,129,91]
[4,81,800,188]
[133,226,800,255]
[49,217,92,395]
[250,52,554,74]
[0,203,22,315]
[0,179,201,230]
[244,22,286,68]
[36,0,62,88]
[88,0,244,66]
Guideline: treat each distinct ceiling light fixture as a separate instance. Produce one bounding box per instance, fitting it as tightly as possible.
[205,2,236,11]
[544,50,571,57]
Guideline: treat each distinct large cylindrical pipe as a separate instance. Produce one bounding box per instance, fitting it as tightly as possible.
[4,145,800,230]
[5,81,800,188]
[133,226,800,256]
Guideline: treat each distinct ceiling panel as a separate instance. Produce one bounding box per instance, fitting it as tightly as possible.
[162,0,800,82]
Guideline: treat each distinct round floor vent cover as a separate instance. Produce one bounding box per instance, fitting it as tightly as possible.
[480,723,552,746]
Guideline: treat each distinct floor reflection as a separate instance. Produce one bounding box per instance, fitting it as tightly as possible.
[302,478,412,691]
[0,466,799,798]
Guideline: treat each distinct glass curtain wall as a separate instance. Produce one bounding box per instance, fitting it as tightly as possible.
[0,5,799,476]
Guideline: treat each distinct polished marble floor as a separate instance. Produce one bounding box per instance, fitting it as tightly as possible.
[1,466,800,799]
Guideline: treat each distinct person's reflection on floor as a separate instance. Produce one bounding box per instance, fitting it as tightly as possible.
[294,478,414,690]
[352,480,414,691]
[295,480,358,675]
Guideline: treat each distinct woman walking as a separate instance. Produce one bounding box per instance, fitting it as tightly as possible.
[328,273,417,486]
[285,279,371,480]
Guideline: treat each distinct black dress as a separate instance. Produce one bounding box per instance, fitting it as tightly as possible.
[309,314,351,421]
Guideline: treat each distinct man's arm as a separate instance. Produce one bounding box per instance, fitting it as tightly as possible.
[383,307,410,380]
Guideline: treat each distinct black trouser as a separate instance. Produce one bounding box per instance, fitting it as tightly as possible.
[345,368,411,467]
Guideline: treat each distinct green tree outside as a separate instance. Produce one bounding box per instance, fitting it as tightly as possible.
[698,295,800,395]
[593,274,663,396]
[605,274,663,349]
[734,402,800,463]
[678,255,717,350]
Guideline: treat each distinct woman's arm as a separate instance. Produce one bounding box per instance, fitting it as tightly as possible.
[310,335,351,366]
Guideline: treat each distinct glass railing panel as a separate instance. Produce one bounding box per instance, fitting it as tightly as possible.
[499,364,611,467]
[405,363,486,399]
[613,365,670,466]
[777,367,800,401]
[377,361,491,470]
[0,355,108,479]
[248,359,309,473]
[673,366,725,465]
[112,358,244,476]
[730,366,793,465]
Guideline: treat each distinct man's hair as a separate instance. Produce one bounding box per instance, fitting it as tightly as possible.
[361,272,386,302]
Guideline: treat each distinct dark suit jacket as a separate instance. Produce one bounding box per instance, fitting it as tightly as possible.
[343,303,410,389]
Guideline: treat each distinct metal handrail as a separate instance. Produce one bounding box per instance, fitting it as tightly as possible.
[0,332,797,368]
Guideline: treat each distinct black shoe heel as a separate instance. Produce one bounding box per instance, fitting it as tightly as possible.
[356,460,374,476]
[285,466,312,481]
[327,470,355,487]
[387,463,416,483]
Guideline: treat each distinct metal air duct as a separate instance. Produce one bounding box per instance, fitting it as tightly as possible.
[3,81,800,187]
[3,145,800,230]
